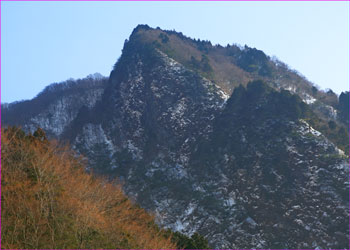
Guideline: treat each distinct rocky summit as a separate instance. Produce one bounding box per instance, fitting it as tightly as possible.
[2,25,349,249]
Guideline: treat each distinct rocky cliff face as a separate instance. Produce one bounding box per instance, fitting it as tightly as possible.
[2,25,349,249]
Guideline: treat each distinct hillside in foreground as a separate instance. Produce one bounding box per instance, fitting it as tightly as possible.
[1,127,175,249]
[2,127,208,249]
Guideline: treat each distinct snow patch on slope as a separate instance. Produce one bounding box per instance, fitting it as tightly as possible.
[298,119,345,156]
[27,89,104,136]
[302,94,316,104]
[75,123,115,153]
[298,120,322,137]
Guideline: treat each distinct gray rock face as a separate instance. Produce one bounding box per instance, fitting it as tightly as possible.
[2,26,348,249]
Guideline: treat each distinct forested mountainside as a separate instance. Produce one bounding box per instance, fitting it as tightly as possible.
[2,25,349,249]
[2,73,108,138]
[1,127,175,249]
[1,127,209,249]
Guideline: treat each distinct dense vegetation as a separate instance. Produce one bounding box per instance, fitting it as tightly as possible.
[1,127,210,249]
[236,46,272,76]
[338,91,349,125]
[164,231,209,249]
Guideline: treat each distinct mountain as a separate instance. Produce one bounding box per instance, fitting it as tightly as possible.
[2,73,108,138]
[2,25,349,249]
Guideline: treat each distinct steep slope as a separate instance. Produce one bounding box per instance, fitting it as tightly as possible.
[189,81,348,248]
[67,32,227,177]
[2,25,347,149]
[134,25,349,152]
[2,25,349,249]
[1,127,176,249]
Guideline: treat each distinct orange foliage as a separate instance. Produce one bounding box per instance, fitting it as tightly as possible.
[1,127,176,249]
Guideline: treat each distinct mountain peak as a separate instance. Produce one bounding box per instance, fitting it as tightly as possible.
[2,25,349,249]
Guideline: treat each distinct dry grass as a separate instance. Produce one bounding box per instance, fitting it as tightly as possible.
[137,29,252,94]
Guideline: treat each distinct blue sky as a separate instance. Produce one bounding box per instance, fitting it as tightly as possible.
[1,1,349,103]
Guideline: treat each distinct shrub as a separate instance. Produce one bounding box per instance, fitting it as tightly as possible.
[1,127,175,249]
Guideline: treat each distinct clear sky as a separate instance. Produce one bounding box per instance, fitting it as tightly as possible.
[1,1,349,103]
